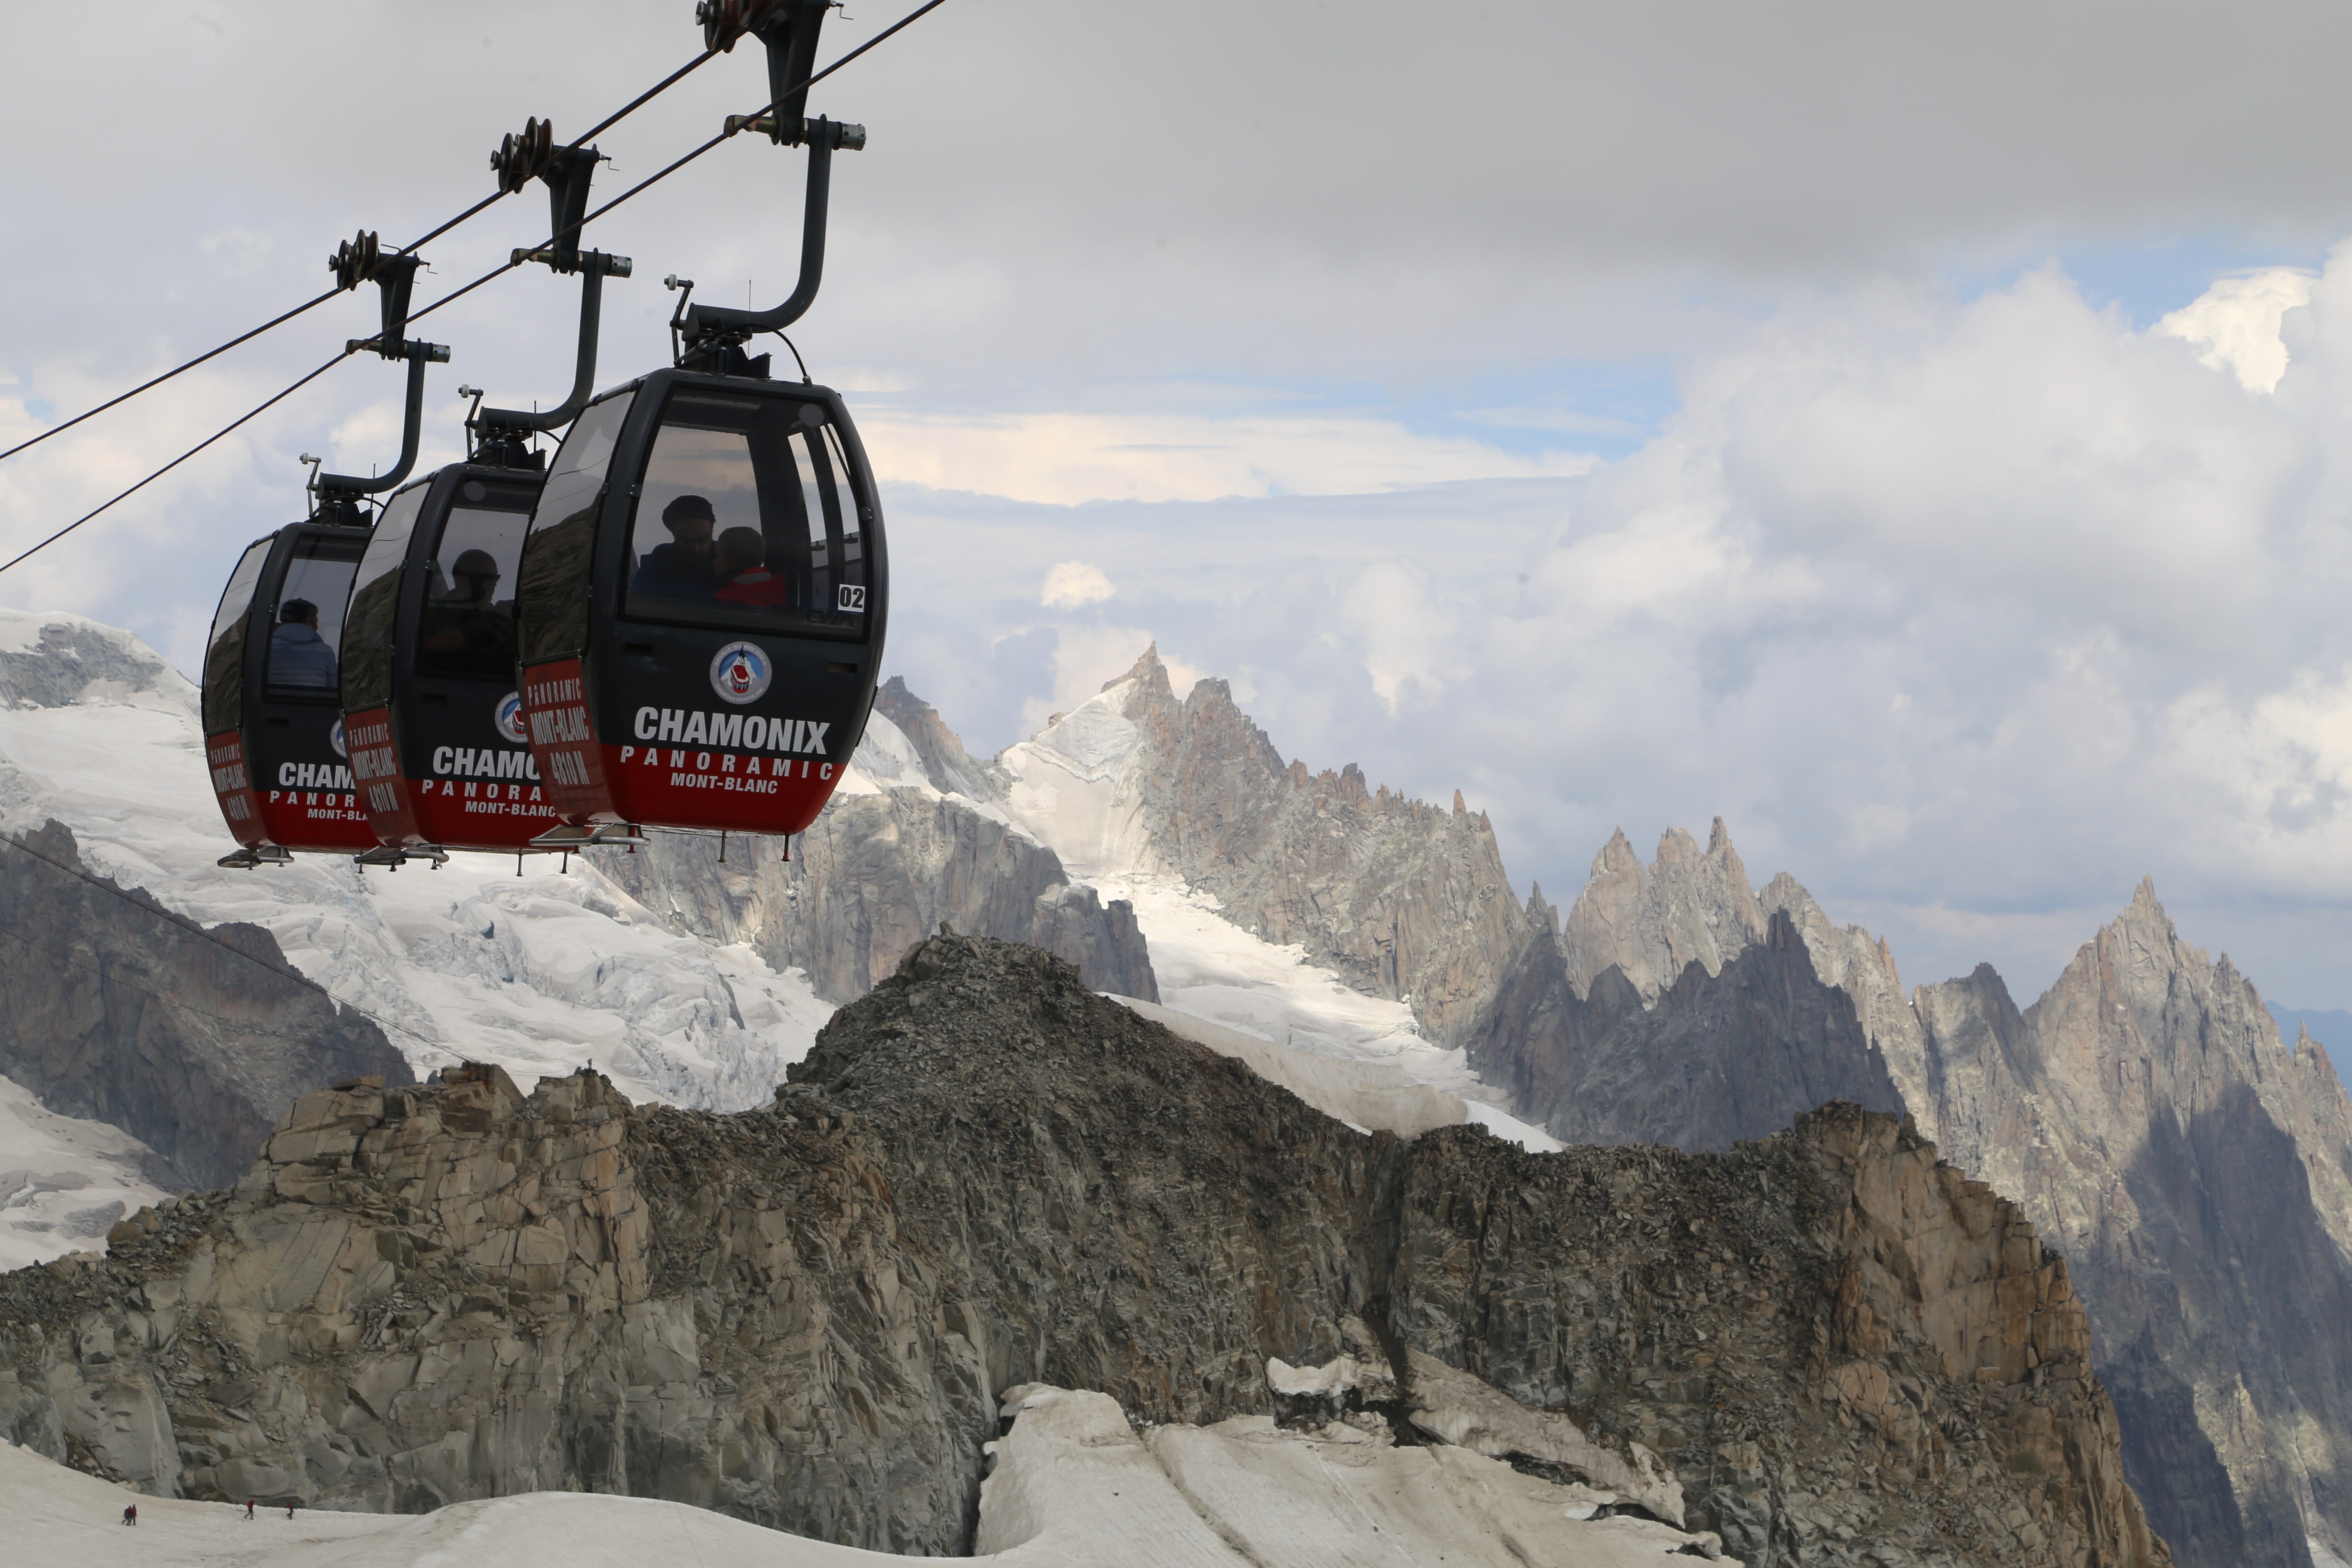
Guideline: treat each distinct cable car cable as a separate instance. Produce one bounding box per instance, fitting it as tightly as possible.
[2,0,956,577]
[0,354,349,579]
[397,0,958,341]
[0,831,450,1060]
[0,48,724,470]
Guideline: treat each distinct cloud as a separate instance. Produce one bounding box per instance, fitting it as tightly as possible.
[2157,267,2314,392]
[1040,561,1115,609]
[873,245,2352,1010]
[857,410,1596,505]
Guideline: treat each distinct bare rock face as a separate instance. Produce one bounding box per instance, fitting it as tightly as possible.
[1390,1102,2170,1568]
[0,819,411,1190]
[1468,907,1906,1151]
[1556,819,1769,999]
[0,933,2165,1565]
[1011,647,1525,1045]
[603,714,1156,1004]
[1901,882,2352,1568]
[1485,824,2352,1568]
[871,677,1008,802]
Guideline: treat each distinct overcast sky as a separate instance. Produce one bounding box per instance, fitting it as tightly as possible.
[8,1,2352,1009]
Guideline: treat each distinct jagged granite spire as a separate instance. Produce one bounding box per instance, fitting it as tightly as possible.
[993,643,1527,1047]
[1481,833,2352,1568]
[1556,816,1765,998]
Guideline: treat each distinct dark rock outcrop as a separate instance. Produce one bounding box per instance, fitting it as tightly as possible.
[1483,823,2352,1568]
[1901,884,2352,1568]
[0,820,411,1189]
[0,931,2166,1565]
[1469,908,1906,1151]
[605,727,1157,1004]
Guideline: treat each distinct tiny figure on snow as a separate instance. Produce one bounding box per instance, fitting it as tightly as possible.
[245,1498,256,1520]
[287,1501,297,1519]
[122,1503,136,1526]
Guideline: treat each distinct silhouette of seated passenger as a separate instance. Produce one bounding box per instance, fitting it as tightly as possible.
[714,527,795,609]
[419,549,513,677]
[269,598,338,690]
[631,495,718,600]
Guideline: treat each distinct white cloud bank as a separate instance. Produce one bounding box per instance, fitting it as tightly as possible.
[882,244,2352,1007]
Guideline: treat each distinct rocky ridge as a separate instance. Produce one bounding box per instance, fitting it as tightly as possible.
[604,709,1156,1006]
[975,647,1527,1046]
[1475,824,2352,1568]
[0,930,2165,1566]
[0,819,412,1190]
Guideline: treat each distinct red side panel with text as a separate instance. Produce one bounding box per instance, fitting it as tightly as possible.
[346,707,420,846]
[206,731,265,848]
[521,658,614,823]
[215,727,376,851]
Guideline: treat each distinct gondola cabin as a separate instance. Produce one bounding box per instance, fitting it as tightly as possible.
[340,463,560,856]
[514,368,885,838]
[203,521,377,862]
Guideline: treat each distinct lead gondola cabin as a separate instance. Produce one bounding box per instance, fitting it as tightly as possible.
[513,368,886,839]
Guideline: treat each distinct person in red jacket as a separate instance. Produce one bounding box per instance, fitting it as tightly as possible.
[714,528,795,610]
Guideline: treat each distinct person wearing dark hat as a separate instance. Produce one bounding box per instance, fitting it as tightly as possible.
[419,547,514,679]
[631,494,720,600]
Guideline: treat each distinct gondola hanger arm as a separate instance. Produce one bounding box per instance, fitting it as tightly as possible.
[680,0,866,360]
[315,233,449,510]
[474,124,636,449]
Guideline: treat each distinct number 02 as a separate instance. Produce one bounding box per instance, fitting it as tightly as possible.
[837,585,867,612]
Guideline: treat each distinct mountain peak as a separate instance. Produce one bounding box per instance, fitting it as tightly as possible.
[1105,641,1165,694]
[1595,828,1639,877]
[1708,815,1733,854]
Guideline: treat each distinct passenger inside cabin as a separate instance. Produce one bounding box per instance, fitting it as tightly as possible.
[268,598,338,689]
[419,549,514,677]
[714,527,794,608]
[631,494,718,599]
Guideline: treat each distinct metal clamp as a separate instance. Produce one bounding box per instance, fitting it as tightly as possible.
[724,114,865,150]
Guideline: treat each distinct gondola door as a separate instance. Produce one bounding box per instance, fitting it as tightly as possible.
[203,523,376,864]
[515,368,887,838]
[341,467,560,857]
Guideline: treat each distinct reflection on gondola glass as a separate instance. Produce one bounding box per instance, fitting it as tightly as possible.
[622,391,867,639]
[417,507,526,682]
[519,391,635,662]
[264,533,367,697]
[202,540,271,733]
[341,487,429,711]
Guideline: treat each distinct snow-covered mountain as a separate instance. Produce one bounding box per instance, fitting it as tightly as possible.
[0,609,836,1113]
[874,656,1552,1139]
[0,609,1550,1274]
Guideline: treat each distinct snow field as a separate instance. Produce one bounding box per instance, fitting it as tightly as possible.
[0,1380,1724,1568]
[0,1072,173,1273]
[0,609,836,1139]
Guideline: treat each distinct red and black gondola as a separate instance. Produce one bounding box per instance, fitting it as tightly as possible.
[339,463,557,862]
[206,248,446,868]
[338,132,630,865]
[202,518,376,864]
[514,368,884,841]
[515,0,886,845]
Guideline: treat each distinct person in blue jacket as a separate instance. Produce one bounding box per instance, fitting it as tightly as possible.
[269,599,338,690]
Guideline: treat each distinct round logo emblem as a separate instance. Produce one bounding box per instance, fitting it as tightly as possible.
[495,691,528,744]
[710,641,771,705]
[329,717,348,759]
